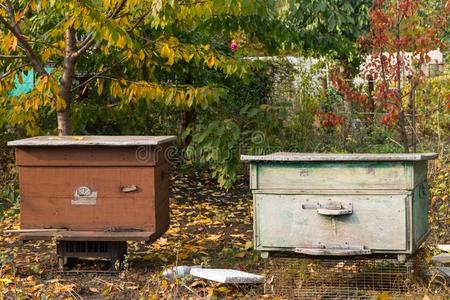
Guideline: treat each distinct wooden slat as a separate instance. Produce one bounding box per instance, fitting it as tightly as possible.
[252,189,411,195]
[15,146,161,166]
[19,230,156,241]
[241,152,438,161]
[255,161,412,190]
[5,229,67,233]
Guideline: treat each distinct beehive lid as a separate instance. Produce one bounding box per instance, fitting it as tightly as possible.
[8,136,176,146]
[241,152,438,162]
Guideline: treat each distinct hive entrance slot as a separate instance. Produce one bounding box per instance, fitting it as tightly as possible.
[57,241,127,272]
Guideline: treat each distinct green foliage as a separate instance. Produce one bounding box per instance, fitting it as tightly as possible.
[185,60,289,188]
[188,120,241,189]
[0,132,19,220]
[1,0,373,188]
[414,72,450,153]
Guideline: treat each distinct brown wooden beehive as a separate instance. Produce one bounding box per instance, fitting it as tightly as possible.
[8,136,176,242]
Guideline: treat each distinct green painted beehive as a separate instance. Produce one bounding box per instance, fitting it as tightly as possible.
[241,152,437,260]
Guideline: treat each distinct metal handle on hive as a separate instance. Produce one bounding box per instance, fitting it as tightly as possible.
[121,185,138,193]
[316,203,353,216]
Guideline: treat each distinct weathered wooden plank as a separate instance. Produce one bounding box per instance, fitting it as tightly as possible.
[412,181,429,247]
[241,152,438,162]
[252,189,411,195]
[19,230,155,241]
[8,135,176,146]
[5,229,67,234]
[249,164,258,190]
[254,193,408,251]
[14,146,162,166]
[255,162,412,190]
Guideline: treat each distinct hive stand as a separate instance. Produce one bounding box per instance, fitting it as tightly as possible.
[259,251,410,263]
[57,241,127,271]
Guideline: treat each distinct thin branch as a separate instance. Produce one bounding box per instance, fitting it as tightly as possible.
[77,33,93,49]
[0,64,30,80]
[109,0,127,18]
[0,2,48,76]
[71,35,96,58]
[71,56,128,91]
[0,54,26,59]
[71,0,128,59]
[127,11,150,33]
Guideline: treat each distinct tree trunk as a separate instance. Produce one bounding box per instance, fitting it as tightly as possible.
[367,75,375,124]
[57,27,77,136]
[397,109,410,153]
[395,1,409,153]
[178,108,196,149]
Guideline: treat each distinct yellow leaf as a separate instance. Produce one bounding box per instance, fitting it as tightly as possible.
[117,35,126,48]
[207,56,216,68]
[166,49,175,65]
[139,50,145,61]
[31,284,44,292]
[97,79,103,95]
[234,251,246,258]
[56,96,66,110]
[377,292,390,300]
[178,252,189,259]
[183,52,194,63]
[12,37,18,51]
[244,240,253,250]
[71,136,84,140]
[205,234,222,241]
[160,44,170,58]
[157,237,168,245]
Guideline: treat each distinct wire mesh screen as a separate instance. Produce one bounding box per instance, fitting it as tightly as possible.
[262,256,414,299]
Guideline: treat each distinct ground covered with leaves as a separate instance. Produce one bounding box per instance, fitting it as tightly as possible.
[0,165,449,299]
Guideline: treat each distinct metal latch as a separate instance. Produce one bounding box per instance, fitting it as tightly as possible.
[72,186,97,205]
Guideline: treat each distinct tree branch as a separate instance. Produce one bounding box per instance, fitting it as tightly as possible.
[127,11,150,33]
[0,64,30,80]
[0,54,26,59]
[72,0,128,59]
[71,35,96,58]
[109,0,127,18]
[0,1,48,76]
